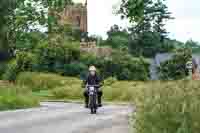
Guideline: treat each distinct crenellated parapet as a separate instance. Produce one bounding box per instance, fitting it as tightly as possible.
[59,2,87,32]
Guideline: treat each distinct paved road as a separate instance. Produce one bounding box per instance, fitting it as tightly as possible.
[0,102,132,133]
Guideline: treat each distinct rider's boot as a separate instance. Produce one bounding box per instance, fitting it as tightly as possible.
[85,97,89,108]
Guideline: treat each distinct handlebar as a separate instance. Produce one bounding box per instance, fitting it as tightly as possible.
[86,85,100,87]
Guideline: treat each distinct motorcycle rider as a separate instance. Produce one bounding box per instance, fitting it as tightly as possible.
[82,65,103,108]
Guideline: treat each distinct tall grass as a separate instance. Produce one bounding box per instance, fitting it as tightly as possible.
[131,81,200,133]
[17,72,81,91]
[0,84,39,111]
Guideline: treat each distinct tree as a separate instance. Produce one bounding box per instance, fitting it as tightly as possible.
[105,25,129,50]
[158,48,192,80]
[0,0,16,51]
[119,0,173,57]
[186,39,200,54]
[13,0,48,52]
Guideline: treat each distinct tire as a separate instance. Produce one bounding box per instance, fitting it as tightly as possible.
[90,108,94,114]
[89,94,97,114]
[89,95,94,114]
[93,108,97,114]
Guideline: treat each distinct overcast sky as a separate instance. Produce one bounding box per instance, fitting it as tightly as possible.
[74,0,200,42]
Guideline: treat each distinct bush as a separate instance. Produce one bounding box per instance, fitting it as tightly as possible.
[101,52,150,80]
[16,72,82,91]
[103,77,117,86]
[81,50,150,80]
[2,60,19,81]
[159,48,192,80]
[33,40,80,72]
[0,62,7,79]
[0,84,39,110]
[63,62,87,76]
[1,51,37,81]
[132,81,200,133]
[16,51,37,71]
[51,85,82,99]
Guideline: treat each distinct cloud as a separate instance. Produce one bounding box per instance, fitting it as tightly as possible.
[166,0,200,42]
[72,0,200,42]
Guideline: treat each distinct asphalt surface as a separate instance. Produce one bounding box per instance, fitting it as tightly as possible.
[0,102,132,133]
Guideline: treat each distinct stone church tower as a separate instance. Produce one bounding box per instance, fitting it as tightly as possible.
[60,0,88,33]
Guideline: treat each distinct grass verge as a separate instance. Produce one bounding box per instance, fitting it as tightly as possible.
[0,82,39,111]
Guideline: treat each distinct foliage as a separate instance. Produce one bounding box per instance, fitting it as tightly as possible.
[63,63,87,76]
[132,81,200,133]
[129,32,174,57]
[1,51,37,81]
[51,85,82,100]
[158,48,192,80]
[101,51,150,80]
[119,0,174,57]
[2,39,150,81]
[17,72,82,91]
[104,25,129,50]
[15,32,47,50]
[0,0,16,50]
[2,60,19,81]
[32,38,80,73]
[186,39,200,54]
[0,62,7,79]
[0,83,39,110]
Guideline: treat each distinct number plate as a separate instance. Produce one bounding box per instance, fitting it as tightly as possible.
[89,87,94,91]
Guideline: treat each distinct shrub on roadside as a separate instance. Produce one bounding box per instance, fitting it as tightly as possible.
[103,77,117,86]
[0,85,39,110]
[2,60,19,81]
[17,72,67,91]
[16,72,82,91]
[158,48,192,80]
[63,62,87,76]
[51,85,82,100]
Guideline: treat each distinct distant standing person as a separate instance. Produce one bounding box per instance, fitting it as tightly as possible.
[192,59,200,80]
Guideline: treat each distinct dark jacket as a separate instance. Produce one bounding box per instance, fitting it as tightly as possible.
[83,74,102,87]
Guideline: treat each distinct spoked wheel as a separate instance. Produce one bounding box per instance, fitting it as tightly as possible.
[89,95,97,114]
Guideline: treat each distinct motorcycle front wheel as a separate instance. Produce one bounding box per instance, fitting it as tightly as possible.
[89,95,97,114]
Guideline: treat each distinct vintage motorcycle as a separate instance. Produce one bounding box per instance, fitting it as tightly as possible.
[86,85,100,114]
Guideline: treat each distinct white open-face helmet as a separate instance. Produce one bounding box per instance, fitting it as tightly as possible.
[89,66,96,71]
